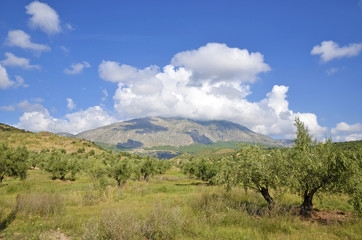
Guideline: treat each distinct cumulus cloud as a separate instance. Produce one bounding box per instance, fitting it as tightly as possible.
[98,61,159,83]
[25,1,61,34]
[66,98,76,110]
[98,43,326,139]
[311,41,362,62]
[171,43,271,84]
[17,106,116,134]
[5,30,50,52]
[17,100,46,112]
[0,64,14,89]
[1,52,40,70]
[64,61,91,75]
[331,122,362,141]
[0,65,28,89]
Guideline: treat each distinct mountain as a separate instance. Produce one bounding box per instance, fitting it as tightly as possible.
[75,117,286,149]
[275,139,293,147]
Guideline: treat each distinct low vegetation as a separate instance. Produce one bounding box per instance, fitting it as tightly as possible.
[0,120,361,239]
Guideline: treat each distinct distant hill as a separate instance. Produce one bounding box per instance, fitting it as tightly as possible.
[56,132,75,137]
[75,117,287,150]
[275,139,293,147]
[334,140,362,151]
[0,123,103,154]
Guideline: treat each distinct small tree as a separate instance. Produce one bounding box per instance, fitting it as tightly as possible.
[0,144,28,183]
[217,145,284,208]
[182,157,220,184]
[106,154,132,187]
[289,118,356,217]
[140,157,156,181]
[45,150,69,180]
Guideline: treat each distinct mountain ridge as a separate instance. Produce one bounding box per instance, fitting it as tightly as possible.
[75,117,287,149]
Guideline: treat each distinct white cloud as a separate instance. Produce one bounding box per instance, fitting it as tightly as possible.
[332,122,362,134]
[5,30,50,52]
[99,42,326,139]
[0,64,28,89]
[311,41,362,62]
[171,43,271,84]
[331,122,362,142]
[98,61,159,83]
[17,100,46,112]
[25,1,61,34]
[0,105,15,111]
[1,52,40,70]
[101,89,109,101]
[64,61,91,75]
[0,64,14,89]
[66,98,76,111]
[31,97,44,103]
[65,23,73,31]
[16,106,116,134]
[14,76,29,88]
[60,46,69,54]
[326,67,338,75]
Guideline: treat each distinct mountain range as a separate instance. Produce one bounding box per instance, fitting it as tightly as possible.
[75,117,287,150]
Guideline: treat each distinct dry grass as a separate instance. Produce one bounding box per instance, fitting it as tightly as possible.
[15,193,65,217]
[82,202,186,240]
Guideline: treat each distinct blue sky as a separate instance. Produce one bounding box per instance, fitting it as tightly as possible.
[0,0,361,141]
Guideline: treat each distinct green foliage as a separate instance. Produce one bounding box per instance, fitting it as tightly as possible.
[217,145,284,206]
[104,153,132,186]
[42,150,81,181]
[140,157,157,181]
[288,118,359,217]
[182,157,220,185]
[0,144,29,183]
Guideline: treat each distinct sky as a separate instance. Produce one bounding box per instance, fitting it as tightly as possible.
[0,0,361,141]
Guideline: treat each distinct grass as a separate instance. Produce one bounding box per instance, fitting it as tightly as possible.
[0,123,103,154]
[0,167,361,239]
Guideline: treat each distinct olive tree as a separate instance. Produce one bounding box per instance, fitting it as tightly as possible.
[217,145,285,208]
[105,154,133,187]
[182,157,220,185]
[0,144,28,183]
[289,118,357,217]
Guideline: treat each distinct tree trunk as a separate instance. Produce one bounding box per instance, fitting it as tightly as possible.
[260,187,274,208]
[300,188,318,218]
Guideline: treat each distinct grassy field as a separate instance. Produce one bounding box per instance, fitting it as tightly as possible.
[0,124,103,154]
[0,167,361,240]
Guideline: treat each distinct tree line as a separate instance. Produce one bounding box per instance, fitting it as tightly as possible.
[0,145,171,187]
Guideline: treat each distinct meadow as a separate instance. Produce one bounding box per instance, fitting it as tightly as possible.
[0,122,361,239]
[0,166,361,240]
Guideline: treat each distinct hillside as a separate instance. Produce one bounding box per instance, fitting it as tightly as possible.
[0,123,103,154]
[75,117,286,150]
